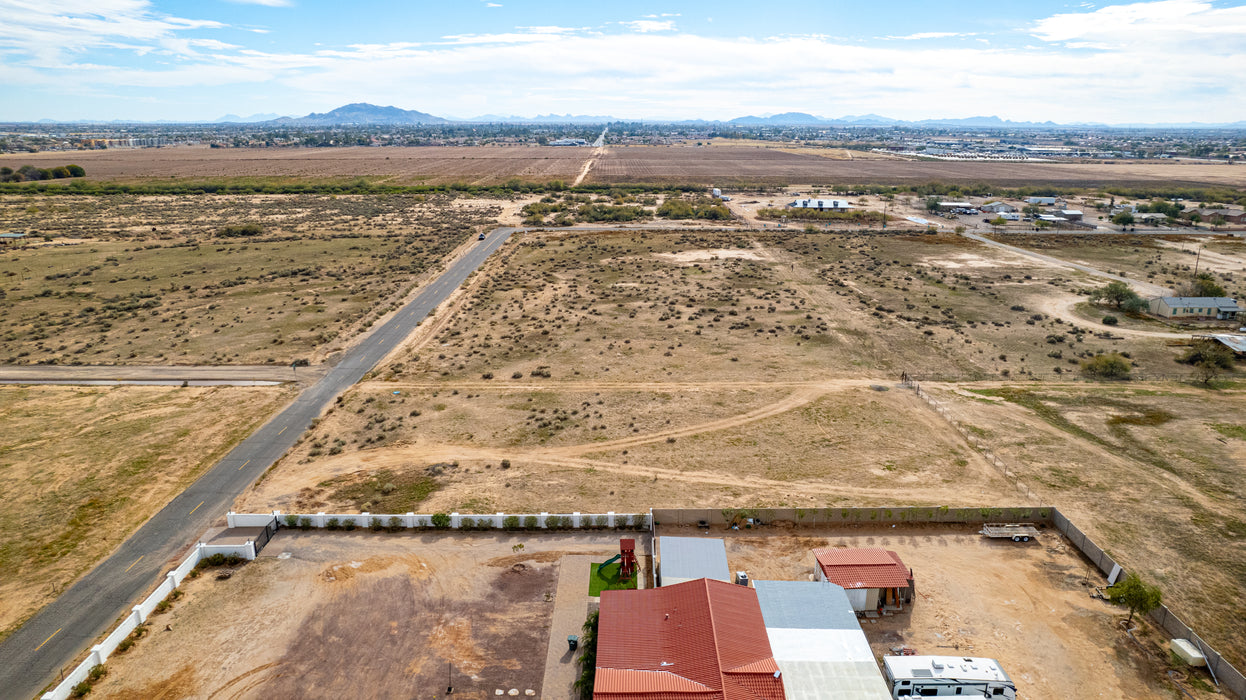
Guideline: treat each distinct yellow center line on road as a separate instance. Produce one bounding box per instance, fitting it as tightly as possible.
[124,555,144,573]
[34,628,61,652]
[188,501,204,516]
[238,459,251,471]
[277,426,287,435]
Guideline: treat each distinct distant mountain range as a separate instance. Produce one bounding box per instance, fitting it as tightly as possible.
[21,103,1246,129]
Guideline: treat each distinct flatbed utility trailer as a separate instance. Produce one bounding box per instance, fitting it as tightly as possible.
[980,523,1039,542]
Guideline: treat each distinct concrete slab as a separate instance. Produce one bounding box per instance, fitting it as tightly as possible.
[541,555,593,699]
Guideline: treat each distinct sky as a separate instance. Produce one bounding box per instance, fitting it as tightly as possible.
[1,0,1245,123]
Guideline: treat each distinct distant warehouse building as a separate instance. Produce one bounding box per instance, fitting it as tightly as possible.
[1193,208,1246,224]
[1026,196,1057,205]
[1148,296,1241,321]
[788,198,853,210]
[980,201,1016,213]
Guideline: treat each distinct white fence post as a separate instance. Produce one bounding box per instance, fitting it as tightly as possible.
[539,512,549,528]
[315,512,326,528]
[495,512,505,529]
[361,512,371,529]
[572,512,582,528]
[405,512,416,528]
[607,511,616,528]
[450,512,461,529]
[226,511,237,528]
[132,604,147,624]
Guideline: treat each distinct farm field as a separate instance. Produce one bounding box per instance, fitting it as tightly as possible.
[88,531,636,700]
[235,226,1246,670]
[0,146,592,186]
[5,145,1246,190]
[588,145,1246,188]
[0,383,295,642]
[0,194,497,365]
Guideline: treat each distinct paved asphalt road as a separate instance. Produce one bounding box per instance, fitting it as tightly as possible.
[0,228,514,700]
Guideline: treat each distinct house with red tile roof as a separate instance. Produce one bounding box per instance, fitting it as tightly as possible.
[594,578,787,700]
[812,548,913,612]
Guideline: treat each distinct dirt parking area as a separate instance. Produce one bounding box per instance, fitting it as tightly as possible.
[90,531,644,700]
[659,525,1215,700]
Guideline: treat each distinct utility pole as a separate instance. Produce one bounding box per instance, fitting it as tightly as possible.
[1193,247,1202,277]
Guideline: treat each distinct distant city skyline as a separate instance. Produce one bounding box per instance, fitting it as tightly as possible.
[2,0,1245,123]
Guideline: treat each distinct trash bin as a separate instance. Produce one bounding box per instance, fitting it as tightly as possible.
[568,635,579,651]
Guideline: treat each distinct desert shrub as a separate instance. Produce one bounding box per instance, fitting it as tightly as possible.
[1081,353,1132,379]
[501,459,511,469]
[1102,315,1119,325]
[1178,339,1235,368]
[594,515,609,529]
[388,516,404,532]
[503,515,522,530]
[325,517,341,530]
[524,515,539,529]
[218,223,264,237]
[71,681,92,698]
[431,512,451,529]
[459,517,476,529]
[197,553,245,569]
[369,519,385,532]
[284,514,300,528]
[298,517,313,530]
[341,518,357,531]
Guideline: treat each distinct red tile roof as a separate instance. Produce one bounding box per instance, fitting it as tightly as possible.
[595,578,786,700]
[813,548,911,589]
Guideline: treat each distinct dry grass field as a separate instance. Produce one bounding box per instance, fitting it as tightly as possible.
[588,145,1246,187]
[0,146,592,186]
[0,194,497,364]
[0,383,295,641]
[235,226,1246,670]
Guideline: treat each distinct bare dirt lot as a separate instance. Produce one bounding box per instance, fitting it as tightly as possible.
[588,145,1246,188]
[676,526,1218,700]
[0,194,497,364]
[0,383,295,641]
[0,146,592,186]
[89,531,634,699]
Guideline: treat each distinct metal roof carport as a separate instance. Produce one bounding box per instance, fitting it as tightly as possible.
[754,580,892,700]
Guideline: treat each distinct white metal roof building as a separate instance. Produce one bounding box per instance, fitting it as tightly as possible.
[787,198,853,210]
[656,536,730,586]
[883,656,1015,699]
[754,580,892,700]
[1149,296,1241,320]
[980,202,1016,213]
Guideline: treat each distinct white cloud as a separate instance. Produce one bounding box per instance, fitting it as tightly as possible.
[3,1,1245,123]
[0,0,226,65]
[485,2,502,6]
[618,20,676,33]
[884,31,975,40]
[1032,0,1246,51]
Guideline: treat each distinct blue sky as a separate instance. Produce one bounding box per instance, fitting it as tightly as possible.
[1,0,1244,122]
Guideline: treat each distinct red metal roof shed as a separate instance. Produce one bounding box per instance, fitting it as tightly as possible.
[812,548,911,589]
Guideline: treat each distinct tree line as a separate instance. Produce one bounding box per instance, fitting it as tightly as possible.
[0,164,85,182]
